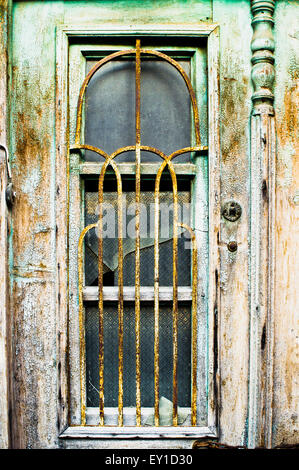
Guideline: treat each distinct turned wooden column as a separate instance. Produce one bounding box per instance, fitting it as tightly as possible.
[248,0,276,449]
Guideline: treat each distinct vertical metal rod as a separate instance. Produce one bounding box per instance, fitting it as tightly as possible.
[135,39,142,427]
[78,223,97,426]
[172,180,179,426]
[117,178,124,427]
[154,168,162,426]
[98,176,105,426]
[75,44,203,429]
[178,223,198,426]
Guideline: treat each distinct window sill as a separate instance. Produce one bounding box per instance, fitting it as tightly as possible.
[59,425,217,440]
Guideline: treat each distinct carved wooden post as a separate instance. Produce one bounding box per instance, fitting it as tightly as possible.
[248,0,276,448]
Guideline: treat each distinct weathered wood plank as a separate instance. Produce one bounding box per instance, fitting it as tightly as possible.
[213,0,252,447]
[10,1,64,448]
[84,406,193,426]
[206,24,221,435]
[0,0,10,450]
[8,0,299,450]
[271,0,299,447]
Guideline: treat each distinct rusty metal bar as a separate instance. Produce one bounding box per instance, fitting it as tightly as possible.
[98,153,124,426]
[117,181,124,427]
[179,223,198,426]
[154,173,160,426]
[78,223,97,426]
[135,39,142,427]
[172,179,179,427]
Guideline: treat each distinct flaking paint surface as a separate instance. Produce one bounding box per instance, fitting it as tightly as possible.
[272,0,299,447]
[213,0,251,447]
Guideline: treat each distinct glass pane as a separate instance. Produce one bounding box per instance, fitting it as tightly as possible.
[84,57,191,162]
[84,178,192,286]
[86,302,191,408]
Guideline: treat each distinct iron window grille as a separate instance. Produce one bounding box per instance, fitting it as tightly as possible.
[72,39,208,429]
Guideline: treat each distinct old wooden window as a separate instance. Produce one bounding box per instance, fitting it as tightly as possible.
[62,27,219,439]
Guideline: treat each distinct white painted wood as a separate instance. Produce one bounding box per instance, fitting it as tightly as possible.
[58,23,219,38]
[60,425,216,439]
[83,286,192,302]
[207,25,221,433]
[79,162,198,176]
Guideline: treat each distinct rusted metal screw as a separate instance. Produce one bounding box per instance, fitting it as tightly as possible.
[227,241,238,252]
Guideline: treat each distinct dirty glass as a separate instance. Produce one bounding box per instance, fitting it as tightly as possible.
[84,58,191,162]
[84,178,192,286]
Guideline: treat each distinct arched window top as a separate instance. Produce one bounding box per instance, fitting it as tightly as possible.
[74,40,203,150]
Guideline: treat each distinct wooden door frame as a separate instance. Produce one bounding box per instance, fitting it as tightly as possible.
[0,0,12,450]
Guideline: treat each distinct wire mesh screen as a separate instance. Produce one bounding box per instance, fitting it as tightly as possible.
[86,302,191,408]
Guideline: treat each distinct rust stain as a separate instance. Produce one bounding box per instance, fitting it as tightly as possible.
[277,85,298,149]
[221,72,249,164]
[193,439,245,449]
